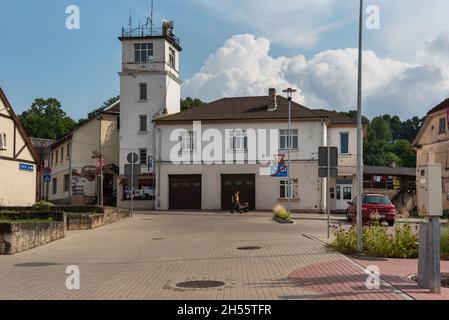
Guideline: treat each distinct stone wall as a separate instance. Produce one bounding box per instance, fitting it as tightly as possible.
[67,207,130,230]
[0,221,65,255]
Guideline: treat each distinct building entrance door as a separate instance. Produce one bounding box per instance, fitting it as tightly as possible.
[336,182,353,210]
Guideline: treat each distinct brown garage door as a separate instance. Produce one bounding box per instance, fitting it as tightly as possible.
[221,174,256,210]
[169,175,202,210]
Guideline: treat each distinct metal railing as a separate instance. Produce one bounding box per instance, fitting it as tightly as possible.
[121,26,180,47]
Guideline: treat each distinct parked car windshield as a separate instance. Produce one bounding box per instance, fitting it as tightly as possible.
[363,195,392,205]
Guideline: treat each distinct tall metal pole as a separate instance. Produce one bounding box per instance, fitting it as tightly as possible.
[98,117,104,207]
[356,0,364,254]
[327,136,331,238]
[131,153,134,217]
[283,88,297,214]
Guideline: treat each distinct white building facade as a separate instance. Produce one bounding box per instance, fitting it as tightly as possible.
[154,91,359,213]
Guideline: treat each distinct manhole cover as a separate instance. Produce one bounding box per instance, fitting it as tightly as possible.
[176,280,225,289]
[237,246,262,250]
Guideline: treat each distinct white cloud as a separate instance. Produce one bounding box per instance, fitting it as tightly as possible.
[183,33,449,119]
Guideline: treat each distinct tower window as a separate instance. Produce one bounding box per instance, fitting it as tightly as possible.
[439,117,447,134]
[139,83,147,101]
[135,43,154,63]
[139,115,148,132]
[169,47,176,69]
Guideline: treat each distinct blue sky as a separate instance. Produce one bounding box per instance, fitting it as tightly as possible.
[1,0,449,120]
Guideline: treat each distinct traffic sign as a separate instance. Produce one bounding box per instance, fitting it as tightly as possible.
[43,167,52,175]
[127,152,139,164]
[148,156,154,174]
[43,175,51,183]
[318,147,339,178]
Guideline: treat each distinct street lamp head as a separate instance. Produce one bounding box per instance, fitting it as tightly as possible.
[282,88,297,100]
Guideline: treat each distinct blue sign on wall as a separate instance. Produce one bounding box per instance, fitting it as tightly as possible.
[43,175,51,183]
[19,163,34,172]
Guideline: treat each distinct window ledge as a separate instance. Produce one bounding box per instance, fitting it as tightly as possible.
[138,131,149,135]
[137,100,148,103]
[278,198,301,202]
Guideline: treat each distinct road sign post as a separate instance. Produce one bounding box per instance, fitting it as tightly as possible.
[318,147,338,238]
[127,152,139,217]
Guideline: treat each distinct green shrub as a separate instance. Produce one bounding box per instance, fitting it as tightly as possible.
[32,200,54,209]
[331,223,418,259]
[273,205,292,221]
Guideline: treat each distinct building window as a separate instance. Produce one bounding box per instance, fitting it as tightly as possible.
[139,83,148,101]
[139,115,148,132]
[51,153,54,166]
[169,47,176,69]
[134,43,154,63]
[67,144,70,159]
[56,150,59,164]
[279,129,299,150]
[139,148,147,165]
[340,132,349,154]
[64,174,69,192]
[439,117,447,134]
[61,147,64,162]
[280,179,299,199]
[117,117,120,130]
[229,130,248,151]
[52,178,57,195]
[180,131,196,152]
[0,133,6,150]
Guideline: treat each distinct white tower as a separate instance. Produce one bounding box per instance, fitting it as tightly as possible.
[118,20,182,210]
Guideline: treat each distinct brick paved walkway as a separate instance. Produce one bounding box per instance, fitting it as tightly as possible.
[0,212,420,300]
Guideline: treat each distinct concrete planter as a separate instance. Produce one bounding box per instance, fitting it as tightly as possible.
[0,221,65,255]
[273,217,295,224]
[67,207,131,230]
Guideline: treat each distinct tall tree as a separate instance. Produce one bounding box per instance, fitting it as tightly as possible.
[19,98,77,140]
[181,97,204,111]
[78,95,120,125]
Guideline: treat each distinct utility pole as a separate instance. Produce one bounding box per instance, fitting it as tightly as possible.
[283,88,297,214]
[97,116,104,207]
[356,0,364,254]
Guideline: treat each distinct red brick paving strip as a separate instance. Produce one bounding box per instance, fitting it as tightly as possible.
[288,259,405,300]
[353,258,449,300]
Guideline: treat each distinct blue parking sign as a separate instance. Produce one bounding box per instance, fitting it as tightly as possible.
[19,163,34,172]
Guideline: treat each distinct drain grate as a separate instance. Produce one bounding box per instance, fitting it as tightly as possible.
[152,238,164,240]
[176,280,226,289]
[237,246,262,251]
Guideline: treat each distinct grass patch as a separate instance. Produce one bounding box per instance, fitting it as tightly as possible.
[0,218,55,224]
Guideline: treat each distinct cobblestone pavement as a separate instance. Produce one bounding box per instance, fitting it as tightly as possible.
[0,212,406,300]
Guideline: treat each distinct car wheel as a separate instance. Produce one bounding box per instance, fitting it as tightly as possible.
[387,220,395,227]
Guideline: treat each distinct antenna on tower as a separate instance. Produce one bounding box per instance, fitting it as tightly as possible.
[128,10,132,30]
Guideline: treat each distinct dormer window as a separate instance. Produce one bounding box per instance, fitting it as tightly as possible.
[0,133,6,150]
[135,43,154,63]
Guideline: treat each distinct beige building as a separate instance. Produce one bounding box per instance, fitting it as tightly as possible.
[414,98,449,211]
[48,102,120,205]
[0,88,39,206]
[149,90,359,213]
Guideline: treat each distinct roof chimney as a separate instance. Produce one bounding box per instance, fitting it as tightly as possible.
[267,88,277,112]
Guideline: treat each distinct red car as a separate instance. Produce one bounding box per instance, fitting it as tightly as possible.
[346,193,397,226]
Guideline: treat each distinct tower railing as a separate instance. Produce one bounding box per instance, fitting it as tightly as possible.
[121,26,180,47]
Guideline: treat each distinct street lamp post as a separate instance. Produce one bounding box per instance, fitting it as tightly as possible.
[97,116,104,207]
[283,88,297,214]
[356,0,364,254]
